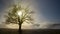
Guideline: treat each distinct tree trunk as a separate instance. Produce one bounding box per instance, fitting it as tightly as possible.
[19,24,22,34]
[18,17,23,34]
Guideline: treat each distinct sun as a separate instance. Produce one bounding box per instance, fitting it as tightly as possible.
[17,10,23,16]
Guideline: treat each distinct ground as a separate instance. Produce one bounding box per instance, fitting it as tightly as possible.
[0,28,60,34]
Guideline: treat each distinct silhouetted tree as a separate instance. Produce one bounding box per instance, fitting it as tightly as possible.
[5,4,33,34]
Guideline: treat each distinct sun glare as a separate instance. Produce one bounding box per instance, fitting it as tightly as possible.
[17,11,23,16]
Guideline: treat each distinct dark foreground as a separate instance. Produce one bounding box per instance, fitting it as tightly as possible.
[0,28,60,34]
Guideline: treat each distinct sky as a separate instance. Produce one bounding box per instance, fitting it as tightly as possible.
[0,0,60,29]
[37,0,60,24]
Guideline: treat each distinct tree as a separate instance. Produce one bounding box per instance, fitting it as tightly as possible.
[5,4,33,34]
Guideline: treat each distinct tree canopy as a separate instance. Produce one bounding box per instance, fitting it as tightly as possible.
[5,5,33,25]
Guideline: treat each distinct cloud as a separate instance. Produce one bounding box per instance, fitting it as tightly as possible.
[0,23,7,28]
[47,24,60,29]
[0,23,35,29]
[0,22,60,29]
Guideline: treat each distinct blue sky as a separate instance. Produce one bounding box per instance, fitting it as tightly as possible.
[35,0,60,23]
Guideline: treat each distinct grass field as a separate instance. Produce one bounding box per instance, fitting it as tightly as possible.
[0,28,60,34]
